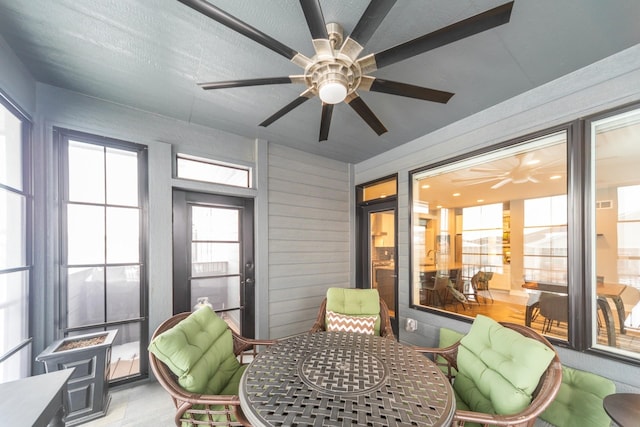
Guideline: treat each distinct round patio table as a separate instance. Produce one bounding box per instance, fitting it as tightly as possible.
[239,331,455,427]
[603,393,640,427]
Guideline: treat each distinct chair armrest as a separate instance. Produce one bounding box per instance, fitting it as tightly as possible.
[231,331,276,362]
[414,344,459,381]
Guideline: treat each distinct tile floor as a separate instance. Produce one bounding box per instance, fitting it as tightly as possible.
[83,381,174,427]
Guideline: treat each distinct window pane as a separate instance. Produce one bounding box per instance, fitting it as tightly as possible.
[192,206,238,241]
[411,130,568,340]
[177,156,249,188]
[0,271,29,354]
[107,266,140,321]
[67,267,105,327]
[67,204,105,264]
[593,106,640,355]
[0,345,30,384]
[191,242,240,277]
[68,140,105,203]
[106,207,139,263]
[0,107,22,190]
[109,322,142,380]
[106,147,138,206]
[0,189,26,269]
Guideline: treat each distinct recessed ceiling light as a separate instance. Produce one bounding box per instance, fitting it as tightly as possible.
[436,205,443,209]
[421,184,430,189]
[550,175,562,180]
[477,199,484,203]
[453,193,461,197]
[526,159,541,165]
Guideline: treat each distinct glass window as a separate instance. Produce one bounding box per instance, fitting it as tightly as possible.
[0,95,31,383]
[176,153,250,188]
[591,105,640,356]
[58,129,147,384]
[411,130,571,341]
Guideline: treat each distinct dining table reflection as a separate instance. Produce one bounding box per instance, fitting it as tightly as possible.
[522,281,628,346]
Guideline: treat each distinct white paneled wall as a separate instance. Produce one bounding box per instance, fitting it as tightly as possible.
[267,144,351,338]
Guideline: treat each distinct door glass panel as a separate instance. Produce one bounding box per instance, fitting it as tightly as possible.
[67,267,105,328]
[192,206,238,241]
[370,210,396,317]
[191,277,241,311]
[189,204,243,333]
[592,106,640,356]
[191,242,240,277]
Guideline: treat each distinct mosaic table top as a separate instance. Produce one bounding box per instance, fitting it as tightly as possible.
[239,331,455,427]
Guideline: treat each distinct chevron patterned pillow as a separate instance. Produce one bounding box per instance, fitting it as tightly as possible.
[326,311,377,335]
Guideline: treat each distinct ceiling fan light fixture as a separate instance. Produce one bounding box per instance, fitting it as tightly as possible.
[318,78,348,104]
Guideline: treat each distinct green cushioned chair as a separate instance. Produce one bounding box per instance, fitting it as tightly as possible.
[539,366,616,427]
[309,287,395,339]
[148,308,274,427]
[416,315,562,427]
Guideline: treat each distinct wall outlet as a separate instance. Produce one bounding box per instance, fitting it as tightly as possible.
[406,318,418,332]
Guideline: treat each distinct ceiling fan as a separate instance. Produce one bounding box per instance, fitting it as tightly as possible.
[453,152,563,189]
[178,0,514,141]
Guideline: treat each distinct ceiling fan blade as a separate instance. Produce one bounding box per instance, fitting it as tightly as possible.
[491,178,512,189]
[300,0,328,40]
[363,77,454,103]
[346,94,387,136]
[350,0,397,46]
[198,77,296,90]
[319,103,334,141]
[259,95,311,127]
[341,0,396,60]
[366,1,514,71]
[178,0,305,64]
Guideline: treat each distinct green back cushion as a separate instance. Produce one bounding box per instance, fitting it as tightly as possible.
[325,287,382,335]
[437,327,464,375]
[454,315,555,415]
[540,366,615,427]
[148,307,243,395]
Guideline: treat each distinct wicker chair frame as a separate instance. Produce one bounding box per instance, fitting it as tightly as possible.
[149,312,275,427]
[309,297,395,339]
[415,321,562,427]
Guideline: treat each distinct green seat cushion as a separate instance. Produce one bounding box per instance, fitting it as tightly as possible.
[437,327,464,375]
[454,315,555,416]
[540,366,615,427]
[325,287,382,335]
[148,307,242,396]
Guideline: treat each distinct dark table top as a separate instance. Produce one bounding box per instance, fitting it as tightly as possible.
[0,368,74,427]
[240,331,455,427]
[603,393,640,427]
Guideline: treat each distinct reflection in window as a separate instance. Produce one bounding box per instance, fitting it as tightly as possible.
[411,130,570,341]
[523,195,567,284]
[592,106,640,356]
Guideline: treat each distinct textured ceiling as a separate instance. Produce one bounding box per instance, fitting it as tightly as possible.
[1,0,639,163]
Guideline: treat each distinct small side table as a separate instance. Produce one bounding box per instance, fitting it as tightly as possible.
[603,393,640,427]
[0,368,75,427]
